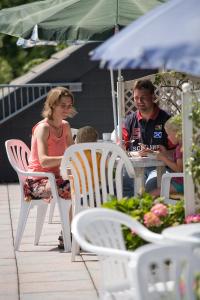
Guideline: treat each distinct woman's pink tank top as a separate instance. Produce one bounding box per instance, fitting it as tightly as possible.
[28,120,68,177]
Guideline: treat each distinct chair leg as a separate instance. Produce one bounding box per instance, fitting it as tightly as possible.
[14,201,32,250]
[71,236,80,262]
[34,203,48,245]
[48,201,56,224]
[57,199,72,252]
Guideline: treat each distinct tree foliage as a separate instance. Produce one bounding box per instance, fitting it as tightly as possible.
[0,0,66,83]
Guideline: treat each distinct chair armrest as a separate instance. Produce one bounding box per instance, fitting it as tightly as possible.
[160,172,184,200]
[18,169,55,180]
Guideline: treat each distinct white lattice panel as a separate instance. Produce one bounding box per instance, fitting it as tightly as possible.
[192,90,200,211]
[123,71,200,116]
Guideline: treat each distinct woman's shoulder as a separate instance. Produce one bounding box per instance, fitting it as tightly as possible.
[62,120,70,127]
[62,120,71,132]
[33,119,50,135]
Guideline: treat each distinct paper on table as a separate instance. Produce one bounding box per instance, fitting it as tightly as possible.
[146,153,157,159]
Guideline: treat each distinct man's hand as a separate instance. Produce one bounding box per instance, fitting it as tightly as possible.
[138,144,153,157]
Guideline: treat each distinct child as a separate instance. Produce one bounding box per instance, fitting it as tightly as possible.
[151,114,183,197]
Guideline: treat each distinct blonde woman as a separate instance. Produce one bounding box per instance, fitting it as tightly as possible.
[24,86,77,202]
[151,114,183,197]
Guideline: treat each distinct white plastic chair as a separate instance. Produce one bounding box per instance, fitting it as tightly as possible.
[129,243,200,300]
[71,207,167,299]
[160,172,184,204]
[60,142,136,260]
[5,139,72,252]
[48,127,77,223]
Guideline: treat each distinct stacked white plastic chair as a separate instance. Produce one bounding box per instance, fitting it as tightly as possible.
[129,243,200,300]
[60,142,136,261]
[5,139,72,252]
[72,207,166,299]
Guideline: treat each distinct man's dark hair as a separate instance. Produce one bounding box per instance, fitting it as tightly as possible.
[133,79,155,94]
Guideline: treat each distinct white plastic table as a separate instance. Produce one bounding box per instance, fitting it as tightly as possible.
[129,155,165,194]
[162,223,200,246]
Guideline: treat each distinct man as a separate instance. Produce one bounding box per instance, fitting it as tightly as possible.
[122,79,172,196]
[123,79,171,152]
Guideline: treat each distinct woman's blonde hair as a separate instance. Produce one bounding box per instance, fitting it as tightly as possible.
[76,126,99,143]
[164,114,182,140]
[42,86,74,120]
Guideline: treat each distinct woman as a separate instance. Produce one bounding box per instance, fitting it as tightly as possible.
[24,86,77,202]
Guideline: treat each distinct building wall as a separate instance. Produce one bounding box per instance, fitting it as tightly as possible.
[0,43,155,182]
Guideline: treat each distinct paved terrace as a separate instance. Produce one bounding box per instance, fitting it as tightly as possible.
[0,184,99,300]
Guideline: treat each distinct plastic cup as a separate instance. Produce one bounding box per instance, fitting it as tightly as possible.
[102,133,111,141]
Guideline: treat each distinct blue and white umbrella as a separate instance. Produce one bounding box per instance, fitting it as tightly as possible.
[91,0,200,77]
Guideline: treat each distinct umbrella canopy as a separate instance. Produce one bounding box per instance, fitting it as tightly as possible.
[0,0,166,42]
[91,0,200,77]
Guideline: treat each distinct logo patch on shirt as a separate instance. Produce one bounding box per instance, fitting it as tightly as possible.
[153,131,162,138]
[155,124,162,131]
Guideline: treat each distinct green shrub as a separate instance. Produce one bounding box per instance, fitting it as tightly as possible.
[103,193,185,250]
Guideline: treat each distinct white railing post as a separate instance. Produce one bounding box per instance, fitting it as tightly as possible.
[181,83,195,216]
[109,69,118,142]
[117,70,124,145]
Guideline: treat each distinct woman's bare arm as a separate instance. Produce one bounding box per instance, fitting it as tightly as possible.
[157,151,183,172]
[65,122,74,146]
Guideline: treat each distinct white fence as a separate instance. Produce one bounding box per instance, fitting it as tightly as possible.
[0,82,82,124]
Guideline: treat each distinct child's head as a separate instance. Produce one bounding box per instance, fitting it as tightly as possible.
[76,126,99,143]
[164,114,182,144]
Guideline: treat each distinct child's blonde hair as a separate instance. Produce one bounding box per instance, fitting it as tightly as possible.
[42,86,74,120]
[76,126,98,143]
[164,114,182,140]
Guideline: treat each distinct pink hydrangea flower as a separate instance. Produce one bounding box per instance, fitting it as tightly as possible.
[144,212,162,227]
[185,214,200,224]
[151,203,168,217]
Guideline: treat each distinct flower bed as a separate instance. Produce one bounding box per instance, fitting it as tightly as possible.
[102,193,200,250]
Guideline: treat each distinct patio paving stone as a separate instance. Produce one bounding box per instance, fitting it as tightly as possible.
[0,184,99,300]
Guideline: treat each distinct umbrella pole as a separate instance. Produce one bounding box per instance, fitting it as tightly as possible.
[117,69,124,145]
[110,69,118,142]
[181,83,195,216]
